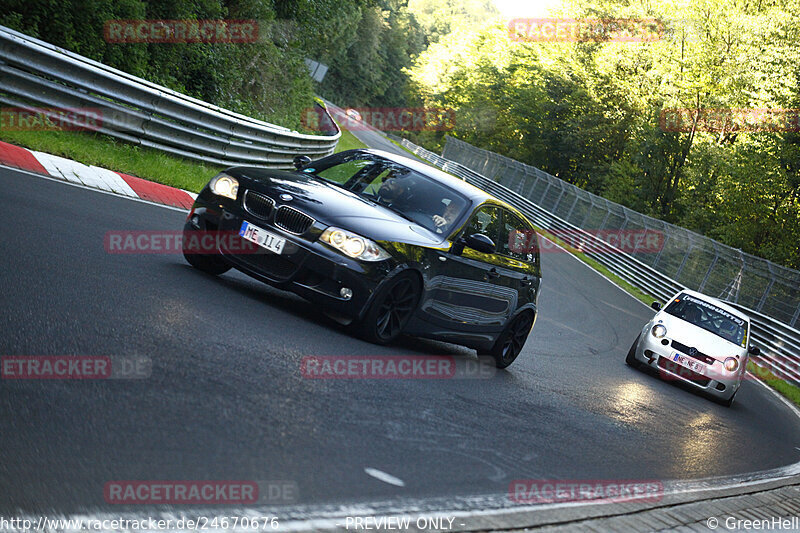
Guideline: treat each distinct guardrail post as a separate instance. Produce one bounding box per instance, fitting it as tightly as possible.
[697,251,719,292]
[674,241,693,280]
[757,278,775,312]
[551,183,566,212]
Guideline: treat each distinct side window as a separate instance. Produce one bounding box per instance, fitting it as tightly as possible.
[500,210,538,262]
[316,159,375,184]
[463,206,502,245]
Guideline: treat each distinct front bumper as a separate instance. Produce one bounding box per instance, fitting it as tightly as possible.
[186,194,396,321]
[631,328,743,401]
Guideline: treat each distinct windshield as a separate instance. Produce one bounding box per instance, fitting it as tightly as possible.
[664,293,747,346]
[303,152,469,234]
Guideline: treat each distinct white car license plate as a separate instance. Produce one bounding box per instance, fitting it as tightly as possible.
[673,352,705,374]
[239,221,286,254]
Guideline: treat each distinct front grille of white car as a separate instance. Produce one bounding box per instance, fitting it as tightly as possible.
[671,340,715,365]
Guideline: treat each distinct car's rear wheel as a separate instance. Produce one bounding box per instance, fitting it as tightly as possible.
[483,311,534,369]
[182,224,231,275]
[626,334,641,368]
[355,272,421,345]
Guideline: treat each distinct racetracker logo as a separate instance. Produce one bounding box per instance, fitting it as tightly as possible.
[103,20,258,43]
[509,479,664,504]
[302,107,456,132]
[508,18,664,42]
[104,481,260,504]
[104,230,259,254]
[1,356,150,379]
[1,107,102,131]
[660,108,800,132]
[300,356,496,379]
[514,229,664,254]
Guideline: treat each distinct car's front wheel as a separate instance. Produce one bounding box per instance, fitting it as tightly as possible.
[354,272,421,345]
[483,311,534,369]
[626,334,641,368]
[719,391,737,407]
[182,223,231,275]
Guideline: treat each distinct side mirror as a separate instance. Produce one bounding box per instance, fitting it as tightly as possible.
[464,233,496,254]
[293,155,312,170]
[651,301,662,311]
[748,345,761,356]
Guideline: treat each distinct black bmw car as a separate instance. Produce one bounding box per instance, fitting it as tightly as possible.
[183,149,541,368]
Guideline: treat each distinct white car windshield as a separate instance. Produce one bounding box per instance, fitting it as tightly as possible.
[664,294,747,346]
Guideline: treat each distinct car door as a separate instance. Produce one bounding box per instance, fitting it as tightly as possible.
[490,209,541,322]
[420,204,511,330]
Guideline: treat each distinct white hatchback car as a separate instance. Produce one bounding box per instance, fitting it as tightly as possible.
[626,290,760,406]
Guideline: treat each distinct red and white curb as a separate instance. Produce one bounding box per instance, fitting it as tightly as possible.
[0,140,198,209]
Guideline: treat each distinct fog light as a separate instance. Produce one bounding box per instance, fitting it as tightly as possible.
[724,357,738,372]
[340,287,353,300]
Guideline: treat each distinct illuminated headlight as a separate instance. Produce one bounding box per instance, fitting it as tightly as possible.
[210,174,239,200]
[724,357,739,372]
[651,324,667,338]
[320,227,391,262]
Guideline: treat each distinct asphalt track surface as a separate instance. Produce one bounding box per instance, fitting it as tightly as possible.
[2,166,800,517]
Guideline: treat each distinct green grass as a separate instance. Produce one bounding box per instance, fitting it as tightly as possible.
[333,126,368,152]
[0,123,367,191]
[1,129,223,192]
[747,361,800,406]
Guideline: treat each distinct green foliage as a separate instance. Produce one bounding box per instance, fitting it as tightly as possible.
[406,0,800,270]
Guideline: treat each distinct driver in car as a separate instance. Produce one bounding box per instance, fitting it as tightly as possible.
[377,170,416,209]
[432,201,460,234]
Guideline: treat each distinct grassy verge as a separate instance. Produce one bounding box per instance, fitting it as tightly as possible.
[333,126,368,152]
[747,361,800,406]
[0,129,223,193]
[0,124,363,191]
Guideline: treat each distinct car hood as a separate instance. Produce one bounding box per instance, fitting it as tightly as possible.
[230,169,443,246]
[655,313,747,360]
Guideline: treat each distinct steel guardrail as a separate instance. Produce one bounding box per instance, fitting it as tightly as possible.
[0,25,340,169]
[396,137,800,384]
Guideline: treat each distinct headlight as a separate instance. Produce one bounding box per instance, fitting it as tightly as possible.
[320,227,391,262]
[724,357,739,372]
[210,174,239,200]
[651,324,667,338]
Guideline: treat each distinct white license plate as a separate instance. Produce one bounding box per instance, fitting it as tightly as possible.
[239,221,286,254]
[673,352,705,374]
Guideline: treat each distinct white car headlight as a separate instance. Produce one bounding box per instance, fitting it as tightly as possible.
[320,227,391,262]
[651,324,667,338]
[724,357,739,372]
[210,173,239,200]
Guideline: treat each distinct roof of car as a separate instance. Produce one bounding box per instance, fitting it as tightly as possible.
[673,289,751,323]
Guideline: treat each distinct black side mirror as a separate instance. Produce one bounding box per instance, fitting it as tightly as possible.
[651,301,662,311]
[748,345,761,356]
[293,155,312,170]
[464,233,496,254]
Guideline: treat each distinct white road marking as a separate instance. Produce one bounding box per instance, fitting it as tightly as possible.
[364,468,405,487]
